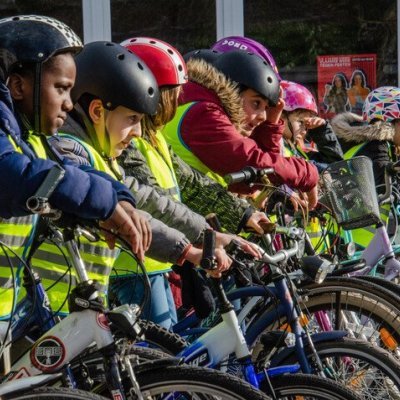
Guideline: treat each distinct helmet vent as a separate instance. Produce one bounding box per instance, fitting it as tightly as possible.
[117,53,125,60]
[178,64,183,71]
[150,40,156,44]
[105,42,114,46]
[130,38,137,43]
[167,49,174,55]
[12,16,20,21]
[267,76,273,83]
[137,62,144,70]
[148,87,154,96]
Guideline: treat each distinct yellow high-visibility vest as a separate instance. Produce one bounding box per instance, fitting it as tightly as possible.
[114,132,182,276]
[162,102,227,186]
[0,135,45,319]
[30,135,119,314]
[284,142,330,253]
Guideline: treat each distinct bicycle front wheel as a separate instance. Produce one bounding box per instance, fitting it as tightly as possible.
[278,337,400,400]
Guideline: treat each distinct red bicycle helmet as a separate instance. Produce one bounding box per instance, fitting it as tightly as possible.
[121,37,187,87]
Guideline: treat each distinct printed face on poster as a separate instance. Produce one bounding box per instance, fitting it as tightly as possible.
[317,54,376,119]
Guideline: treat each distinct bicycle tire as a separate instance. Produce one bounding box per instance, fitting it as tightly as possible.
[248,277,400,352]
[134,364,272,399]
[3,387,108,400]
[94,364,271,399]
[138,319,188,354]
[356,275,400,297]
[275,337,400,400]
[263,373,362,400]
[297,277,400,346]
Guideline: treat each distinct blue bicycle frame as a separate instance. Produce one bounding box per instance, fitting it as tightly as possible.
[169,265,347,390]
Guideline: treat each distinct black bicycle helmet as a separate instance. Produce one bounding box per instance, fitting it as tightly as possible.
[72,41,159,115]
[213,50,280,106]
[0,15,82,81]
[183,49,221,64]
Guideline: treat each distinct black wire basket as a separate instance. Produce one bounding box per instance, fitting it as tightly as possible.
[320,156,381,230]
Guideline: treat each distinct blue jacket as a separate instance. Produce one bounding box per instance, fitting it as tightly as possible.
[0,82,135,219]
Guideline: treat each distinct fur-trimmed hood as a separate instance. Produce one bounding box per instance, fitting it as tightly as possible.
[184,58,245,130]
[331,112,395,143]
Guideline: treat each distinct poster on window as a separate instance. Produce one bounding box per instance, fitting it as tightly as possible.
[317,54,376,119]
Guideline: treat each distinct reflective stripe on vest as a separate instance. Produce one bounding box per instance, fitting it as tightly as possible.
[284,142,309,160]
[0,136,42,319]
[55,135,171,277]
[342,143,390,249]
[133,134,181,201]
[114,134,181,276]
[162,102,227,186]
[29,134,119,314]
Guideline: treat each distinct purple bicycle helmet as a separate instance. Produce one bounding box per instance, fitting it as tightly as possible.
[211,36,281,79]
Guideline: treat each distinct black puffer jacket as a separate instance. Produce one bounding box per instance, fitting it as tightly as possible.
[331,112,396,188]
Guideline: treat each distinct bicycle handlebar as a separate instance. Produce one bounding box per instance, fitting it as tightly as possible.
[26,165,65,218]
[259,241,299,265]
[224,166,274,185]
[200,229,217,270]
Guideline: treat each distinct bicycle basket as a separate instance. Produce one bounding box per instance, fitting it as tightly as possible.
[320,156,380,230]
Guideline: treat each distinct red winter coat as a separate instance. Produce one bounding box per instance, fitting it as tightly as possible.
[177,60,319,194]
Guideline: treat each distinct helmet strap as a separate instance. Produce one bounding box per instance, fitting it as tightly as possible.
[33,63,42,134]
[103,109,113,159]
[287,116,296,142]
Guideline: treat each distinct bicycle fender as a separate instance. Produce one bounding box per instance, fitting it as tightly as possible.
[269,330,348,367]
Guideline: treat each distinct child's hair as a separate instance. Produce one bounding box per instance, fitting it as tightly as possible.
[142,85,180,145]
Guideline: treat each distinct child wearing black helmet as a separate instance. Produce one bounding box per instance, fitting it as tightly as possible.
[0,16,147,321]
[162,50,319,209]
[47,41,234,327]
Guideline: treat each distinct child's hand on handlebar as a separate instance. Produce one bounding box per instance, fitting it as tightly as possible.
[305,185,318,210]
[119,202,152,251]
[215,232,262,259]
[181,244,232,278]
[207,248,232,278]
[245,211,271,234]
[100,201,151,261]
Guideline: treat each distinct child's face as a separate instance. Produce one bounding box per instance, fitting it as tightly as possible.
[40,53,76,135]
[10,53,76,135]
[104,106,143,158]
[284,110,314,140]
[241,88,268,136]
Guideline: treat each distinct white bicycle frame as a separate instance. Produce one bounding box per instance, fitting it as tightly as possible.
[9,309,114,378]
[4,231,115,380]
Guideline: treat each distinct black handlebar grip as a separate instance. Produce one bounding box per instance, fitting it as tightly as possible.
[200,229,217,270]
[205,213,223,232]
[224,166,258,184]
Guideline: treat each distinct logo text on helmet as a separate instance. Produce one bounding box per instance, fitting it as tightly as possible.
[222,40,248,51]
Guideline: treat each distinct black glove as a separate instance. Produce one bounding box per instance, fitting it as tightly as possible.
[172,261,215,319]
